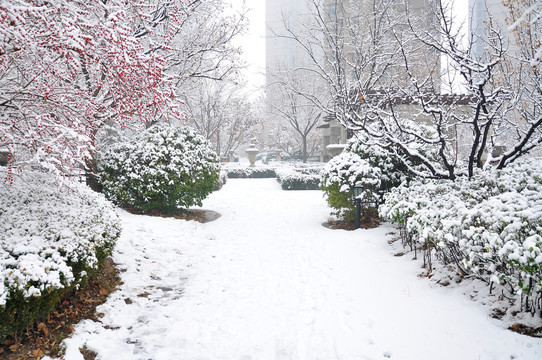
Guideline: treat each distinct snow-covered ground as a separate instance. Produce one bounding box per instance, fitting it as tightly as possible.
[56,179,542,360]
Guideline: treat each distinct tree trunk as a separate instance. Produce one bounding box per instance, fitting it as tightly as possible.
[216,129,221,158]
[302,135,307,163]
[85,152,103,193]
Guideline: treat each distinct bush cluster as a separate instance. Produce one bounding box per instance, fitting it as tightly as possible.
[320,139,411,223]
[225,166,277,179]
[380,158,542,315]
[0,170,121,340]
[276,165,322,190]
[99,124,220,214]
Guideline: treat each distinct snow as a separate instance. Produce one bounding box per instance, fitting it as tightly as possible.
[52,179,541,360]
[0,170,121,305]
[380,158,542,305]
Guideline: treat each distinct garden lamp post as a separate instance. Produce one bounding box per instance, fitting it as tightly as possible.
[353,185,363,229]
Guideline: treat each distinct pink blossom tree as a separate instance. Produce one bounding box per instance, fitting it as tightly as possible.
[0,0,183,186]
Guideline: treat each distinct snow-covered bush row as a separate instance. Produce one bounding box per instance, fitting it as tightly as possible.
[224,165,277,179]
[275,165,322,190]
[0,169,121,339]
[380,158,542,315]
[99,124,220,214]
[321,139,412,223]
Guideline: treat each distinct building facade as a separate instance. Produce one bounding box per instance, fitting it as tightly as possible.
[265,0,440,161]
[470,0,511,59]
[319,0,437,161]
[264,0,312,156]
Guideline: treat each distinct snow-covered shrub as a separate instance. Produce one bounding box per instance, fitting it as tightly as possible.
[0,169,121,340]
[346,138,413,193]
[276,166,322,190]
[321,151,382,223]
[99,124,220,214]
[225,165,277,178]
[380,158,542,315]
[215,169,228,191]
[321,138,412,223]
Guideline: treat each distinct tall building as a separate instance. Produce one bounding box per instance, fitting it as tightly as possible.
[265,0,439,160]
[264,0,312,153]
[265,0,310,78]
[318,0,438,160]
[469,0,510,59]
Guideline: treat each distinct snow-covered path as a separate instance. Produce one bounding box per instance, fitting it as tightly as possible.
[61,179,542,360]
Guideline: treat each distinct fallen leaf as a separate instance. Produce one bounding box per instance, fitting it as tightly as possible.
[4,339,15,346]
[9,344,21,351]
[99,286,109,296]
[511,323,522,331]
[38,322,49,336]
[69,325,75,333]
[32,349,44,357]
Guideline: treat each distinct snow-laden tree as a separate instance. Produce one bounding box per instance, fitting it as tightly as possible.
[128,0,246,85]
[500,0,542,165]
[272,0,416,162]
[505,0,542,68]
[265,119,322,161]
[275,0,398,111]
[268,65,323,163]
[182,79,259,159]
[0,0,246,187]
[0,1,179,183]
[278,0,542,179]
[219,97,262,159]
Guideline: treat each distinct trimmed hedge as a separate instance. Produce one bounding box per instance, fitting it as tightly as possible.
[276,166,322,190]
[225,166,277,179]
[0,170,121,340]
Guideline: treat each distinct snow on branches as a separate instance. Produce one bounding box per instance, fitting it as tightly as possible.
[0,0,181,177]
[381,158,542,315]
[505,0,542,68]
[279,0,542,179]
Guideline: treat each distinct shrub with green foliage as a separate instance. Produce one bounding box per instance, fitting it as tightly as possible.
[276,166,322,190]
[225,166,277,179]
[320,138,412,223]
[0,170,121,341]
[380,158,542,315]
[99,124,220,214]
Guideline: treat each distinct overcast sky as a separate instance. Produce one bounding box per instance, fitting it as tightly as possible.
[228,0,266,95]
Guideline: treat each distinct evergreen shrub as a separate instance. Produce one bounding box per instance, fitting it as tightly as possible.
[320,138,412,223]
[380,158,542,315]
[276,166,322,190]
[99,124,220,214]
[225,167,277,179]
[0,170,121,340]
